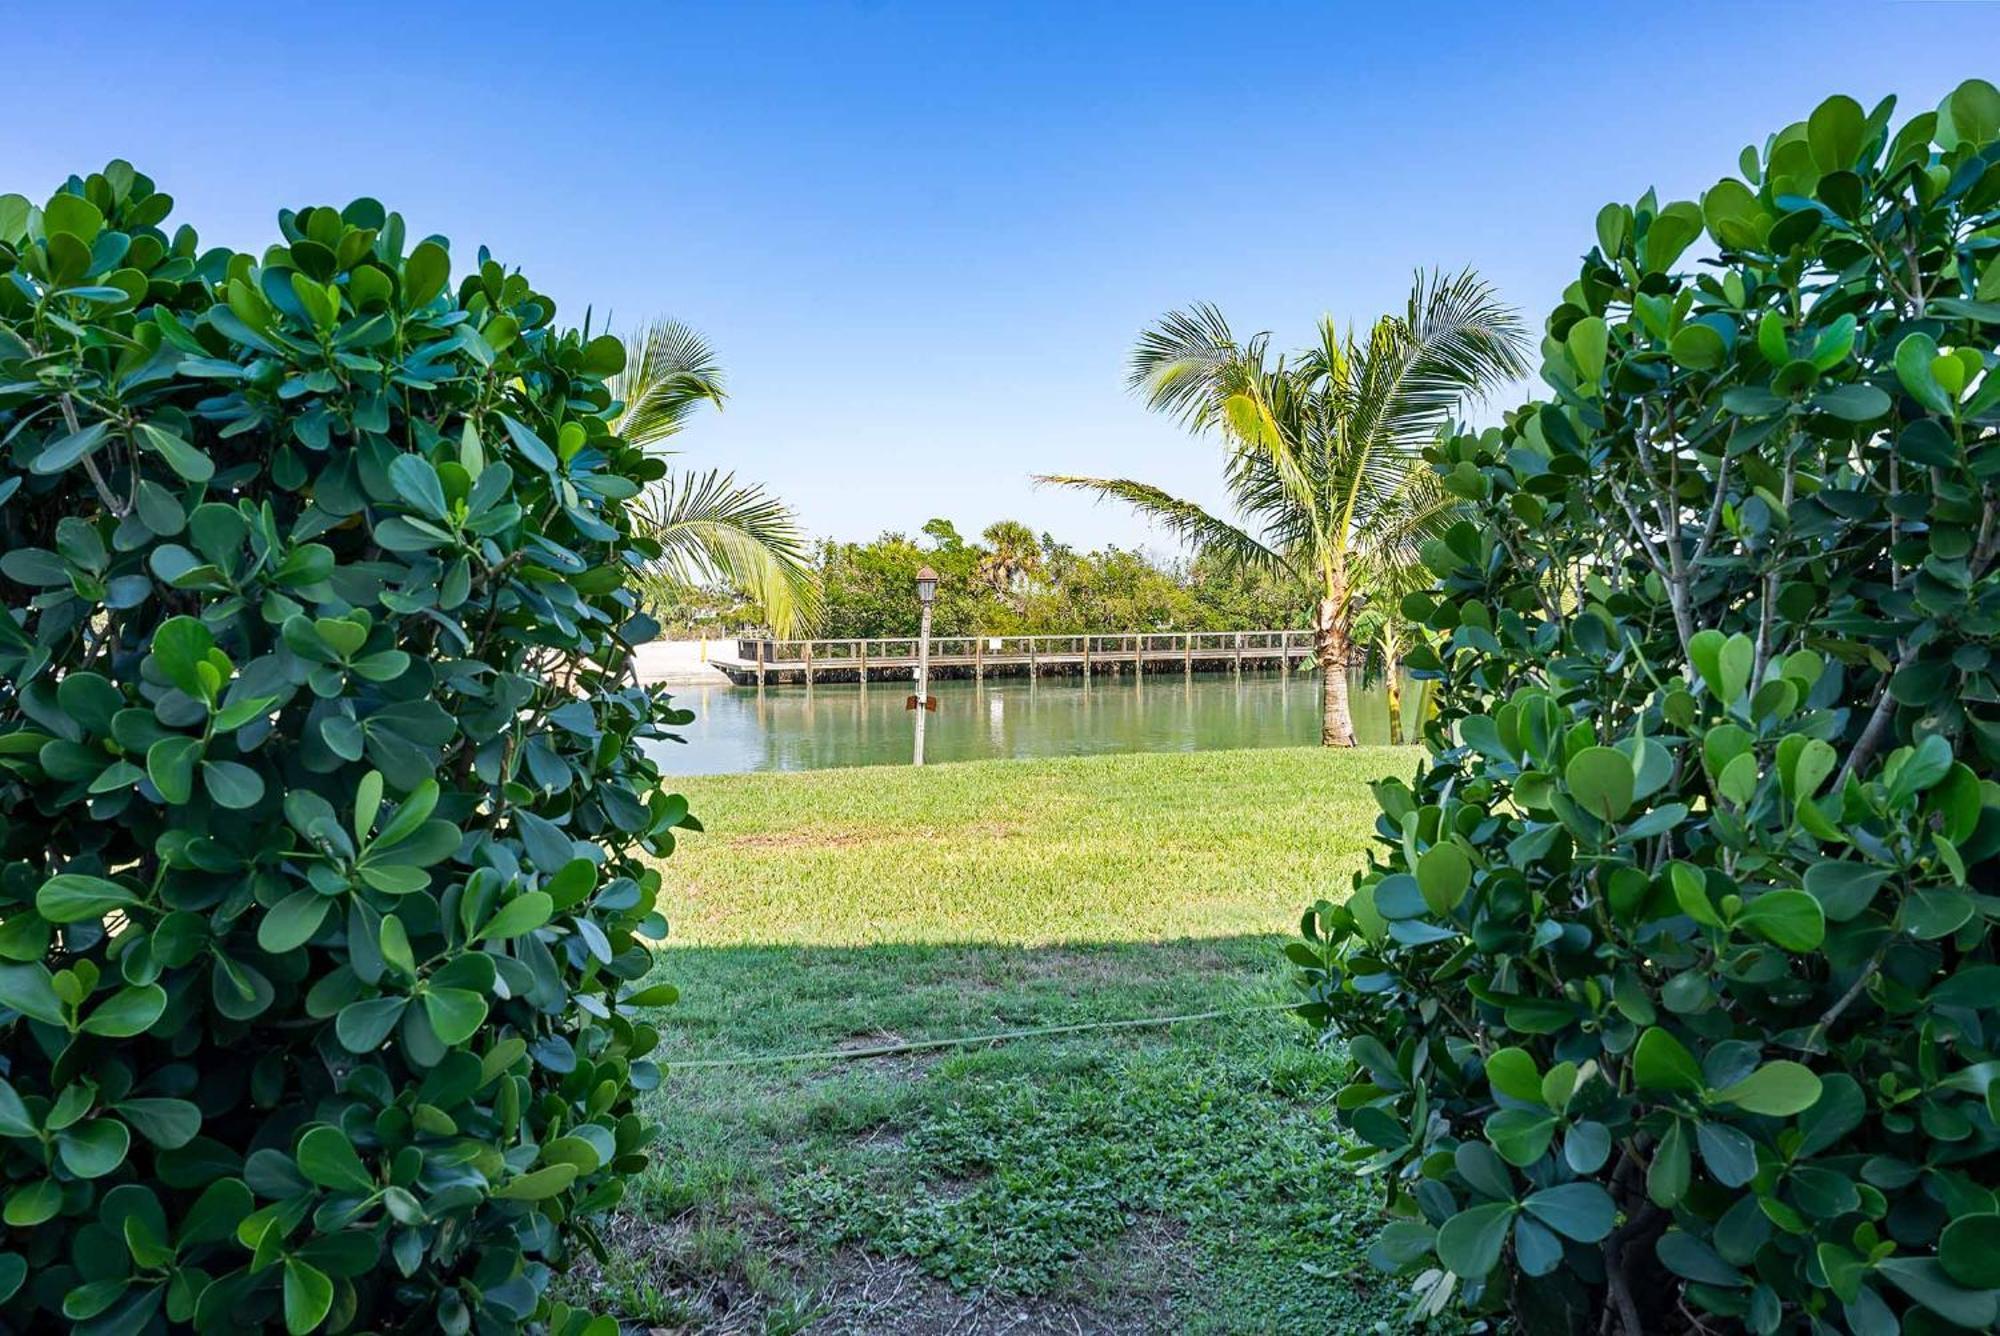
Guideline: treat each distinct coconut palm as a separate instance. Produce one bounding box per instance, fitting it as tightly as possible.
[1039,270,1527,744]
[610,317,819,636]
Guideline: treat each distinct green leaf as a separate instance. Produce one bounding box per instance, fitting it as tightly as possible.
[1716,632,1753,704]
[492,1163,579,1201]
[295,1125,374,1193]
[1647,1120,1692,1207]
[283,1257,334,1336]
[477,891,554,942]
[0,1078,33,1138]
[1657,1229,1742,1285]
[1484,1047,1543,1104]
[35,873,139,924]
[500,414,559,473]
[80,984,167,1037]
[146,736,202,805]
[1521,1183,1616,1242]
[334,996,406,1053]
[1670,324,1726,371]
[402,240,450,306]
[1485,1108,1557,1166]
[1435,1201,1515,1279]
[3,1181,60,1227]
[1566,317,1608,387]
[1802,861,1887,922]
[1633,1027,1705,1093]
[259,891,332,953]
[388,454,450,521]
[422,988,489,1046]
[150,616,214,697]
[1415,845,1471,915]
[134,423,216,484]
[57,1118,131,1178]
[31,420,112,475]
[1714,1061,1822,1116]
[114,1097,201,1149]
[1565,746,1634,821]
[1895,333,1953,415]
[1940,1214,2000,1290]
[203,760,266,809]
[1811,383,1891,421]
[1878,1257,1998,1330]
[1694,1121,1758,1187]
[1904,887,1974,940]
[0,964,65,1025]
[1735,890,1825,952]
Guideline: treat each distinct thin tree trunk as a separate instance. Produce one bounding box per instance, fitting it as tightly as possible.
[1384,642,1402,746]
[1316,596,1355,747]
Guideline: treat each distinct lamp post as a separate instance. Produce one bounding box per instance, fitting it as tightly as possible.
[912,566,937,766]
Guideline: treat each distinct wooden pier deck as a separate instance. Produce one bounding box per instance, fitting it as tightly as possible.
[708,630,1317,685]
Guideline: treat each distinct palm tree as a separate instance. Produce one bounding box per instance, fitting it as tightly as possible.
[610,317,819,636]
[976,520,1043,603]
[1039,270,1527,745]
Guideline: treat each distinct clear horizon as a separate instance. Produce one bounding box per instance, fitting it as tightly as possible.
[10,1,1996,552]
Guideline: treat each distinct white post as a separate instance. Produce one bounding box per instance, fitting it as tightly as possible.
[913,602,933,767]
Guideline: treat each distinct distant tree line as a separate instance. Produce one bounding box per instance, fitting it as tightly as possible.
[642,517,1311,639]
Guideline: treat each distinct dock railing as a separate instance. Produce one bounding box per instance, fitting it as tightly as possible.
[721,629,1317,684]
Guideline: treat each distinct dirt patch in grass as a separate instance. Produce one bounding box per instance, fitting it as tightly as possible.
[803,1247,1179,1335]
[568,1210,1188,1335]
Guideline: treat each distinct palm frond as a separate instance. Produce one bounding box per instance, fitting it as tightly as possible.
[1033,474,1296,579]
[638,470,820,636]
[1127,304,1262,431]
[610,318,727,450]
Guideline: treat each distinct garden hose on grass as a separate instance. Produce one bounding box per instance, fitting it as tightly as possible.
[667,1001,1296,1070]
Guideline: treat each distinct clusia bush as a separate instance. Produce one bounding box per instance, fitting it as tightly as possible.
[0,164,695,1332]
[1292,83,2000,1334]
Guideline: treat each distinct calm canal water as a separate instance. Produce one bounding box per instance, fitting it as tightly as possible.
[647,669,1414,774]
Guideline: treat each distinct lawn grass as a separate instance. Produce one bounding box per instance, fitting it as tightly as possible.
[585,746,1417,1333]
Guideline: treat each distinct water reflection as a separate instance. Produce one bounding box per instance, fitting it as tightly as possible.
[646,669,1416,775]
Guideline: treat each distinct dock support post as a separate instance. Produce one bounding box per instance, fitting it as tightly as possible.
[803,639,813,687]
[859,639,868,685]
[756,638,766,687]
[975,637,984,682]
[1083,636,1092,681]
[1234,632,1243,676]
[1029,640,1038,678]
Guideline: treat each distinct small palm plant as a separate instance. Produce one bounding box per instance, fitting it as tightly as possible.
[611,317,819,636]
[1040,270,1527,744]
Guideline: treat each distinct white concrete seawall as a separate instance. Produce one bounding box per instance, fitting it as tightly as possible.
[632,639,736,687]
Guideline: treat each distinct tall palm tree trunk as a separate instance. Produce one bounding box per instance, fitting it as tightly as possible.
[1316,595,1355,746]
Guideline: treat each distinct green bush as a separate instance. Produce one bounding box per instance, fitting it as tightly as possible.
[0,164,696,1332]
[1293,83,2000,1334]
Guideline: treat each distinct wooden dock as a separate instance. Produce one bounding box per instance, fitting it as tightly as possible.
[707,630,1317,685]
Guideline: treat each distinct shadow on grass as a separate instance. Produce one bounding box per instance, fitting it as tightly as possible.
[562,936,1402,1335]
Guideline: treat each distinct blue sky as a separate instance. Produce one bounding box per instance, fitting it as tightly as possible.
[10,2,1997,550]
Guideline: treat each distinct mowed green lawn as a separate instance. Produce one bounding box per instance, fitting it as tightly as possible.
[585,747,1417,1333]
